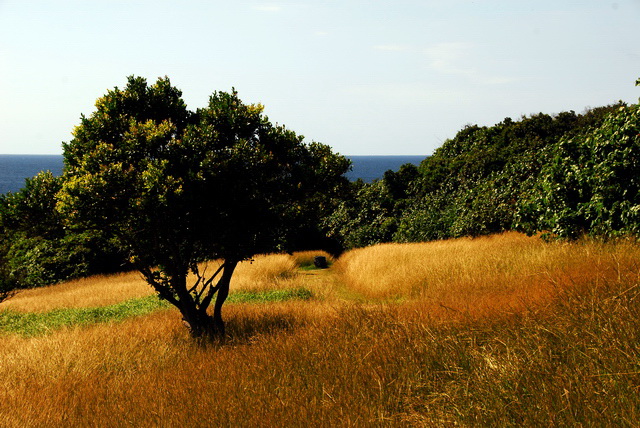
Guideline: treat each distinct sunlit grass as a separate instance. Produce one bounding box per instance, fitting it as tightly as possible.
[201,253,300,292]
[1,234,639,425]
[0,271,153,313]
[333,232,640,317]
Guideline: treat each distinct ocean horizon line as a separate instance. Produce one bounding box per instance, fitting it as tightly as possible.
[0,153,428,157]
[1,154,428,194]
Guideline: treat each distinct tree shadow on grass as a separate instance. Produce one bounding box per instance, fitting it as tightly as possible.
[223,309,306,346]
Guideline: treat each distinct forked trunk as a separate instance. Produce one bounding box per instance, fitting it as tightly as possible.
[212,261,238,337]
[181,308,217,338]
[175,261,238,340]
[171,273,213,338]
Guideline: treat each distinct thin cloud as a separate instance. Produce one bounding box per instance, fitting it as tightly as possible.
[344,83,473,106]
[425,42,477,77]
[374,44,410,52]
[253,5,282,12]
[425,42,516,85]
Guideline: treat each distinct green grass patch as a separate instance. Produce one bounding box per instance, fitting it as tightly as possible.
[228,287,314,303]
[0,295,171,337]
[0,287,314,336]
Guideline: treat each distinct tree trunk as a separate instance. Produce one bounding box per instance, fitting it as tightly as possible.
[212,260,238,338]
[182,307,217,338]
[172,261,238,340]
[170,272,216,339]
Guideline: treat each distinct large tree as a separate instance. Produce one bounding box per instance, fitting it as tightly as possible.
[57,76,349,338]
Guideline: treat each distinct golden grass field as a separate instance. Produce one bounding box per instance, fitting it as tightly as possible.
[1,233,639,426]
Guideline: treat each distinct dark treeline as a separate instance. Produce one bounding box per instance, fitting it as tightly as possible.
[325,99,640,248]
[1,85,639,296]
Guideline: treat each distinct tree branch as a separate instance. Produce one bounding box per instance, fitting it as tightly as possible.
[137,264,180,307]
[188,264,204,295]
[195,262,225,304]
[199,261,231,311]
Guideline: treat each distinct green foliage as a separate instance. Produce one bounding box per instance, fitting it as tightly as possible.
[0,172,126,290]
[0,171,63,238]
[330,98,632,248]
[393,185,457,242]
[60,77,349,265]
[324,163,420,249]
[415,111,585,197]
[325,180,399,249]
[521,104,640,238]
[4,233,89,288]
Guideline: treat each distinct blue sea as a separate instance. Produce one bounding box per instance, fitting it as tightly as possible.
[0,154,426,195]
[0,155,65,195]
[344,155,425,183]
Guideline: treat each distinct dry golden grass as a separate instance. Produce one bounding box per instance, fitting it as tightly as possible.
[333,232,640,318]
[197,251,336,296]
[1,233,639,426]
[0,271,153,313]
[1,252,325,313]
[228,253,299,291]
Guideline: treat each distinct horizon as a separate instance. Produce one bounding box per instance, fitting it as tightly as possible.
[0,153,428,195]
[0,153,429,157]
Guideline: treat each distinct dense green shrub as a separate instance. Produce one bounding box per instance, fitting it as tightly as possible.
[324,180,400,249]
[328,98,632,248]
[0,171,126,290]
[520,103,640,238]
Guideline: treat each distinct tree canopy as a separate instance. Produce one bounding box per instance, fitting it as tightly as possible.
[56,76,350,338]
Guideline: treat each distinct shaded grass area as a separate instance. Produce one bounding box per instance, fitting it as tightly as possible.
[0,287,314,337]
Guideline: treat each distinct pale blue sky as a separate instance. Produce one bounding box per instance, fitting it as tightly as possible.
[1,0,639,155]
